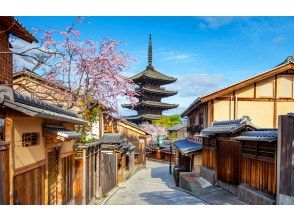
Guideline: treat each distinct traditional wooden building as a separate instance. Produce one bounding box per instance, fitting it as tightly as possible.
[182,56,294,138]
[100,133,136,184]
[199,116,257,190]
[234,129,278,204]
[0,17,37,86]
[0,85,87,205]
[103,115,149,167]
[173,138,202,174]
[166,121,187,140]
[198,116,283,204]
[122,35,178,124]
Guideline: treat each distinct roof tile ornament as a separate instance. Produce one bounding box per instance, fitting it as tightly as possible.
[147,34,153,69]
[276,56,294,67]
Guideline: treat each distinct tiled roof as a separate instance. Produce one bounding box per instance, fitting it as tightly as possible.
[100,133,135,152]
[234,129,278,142]
[173,138,202,154]
[124,114,162,121]
[100,133,123,144]
[0,85,87,125]
[131,67,177,84]
[201,116,257,135]
[122,100,178,109]
[138,86,178,96]
[276,56,294,67]
[43,125,79,139]
[119,120,150,135]
[287,112,294,118]
[166,121,187,131]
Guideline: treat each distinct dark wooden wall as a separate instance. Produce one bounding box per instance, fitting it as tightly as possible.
[0,146,9,205]
[241,157,276,197]
[217,139,241,185]
[202,138,218,172]
[278,115,294,199]
[13,165,45,205]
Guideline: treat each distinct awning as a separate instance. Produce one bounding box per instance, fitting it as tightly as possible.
[43,125,79,139]
[173,139,202,155]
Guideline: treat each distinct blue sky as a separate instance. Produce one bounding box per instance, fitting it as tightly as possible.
[17,16,294,116]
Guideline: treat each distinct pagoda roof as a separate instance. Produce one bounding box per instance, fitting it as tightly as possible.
[124,114,162,121]
[137,86,178,96]
[122,100,178,110]
[131,67,177,84]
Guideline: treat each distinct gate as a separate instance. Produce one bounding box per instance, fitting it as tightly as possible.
[48,148,59,205]
[218,139,241,185]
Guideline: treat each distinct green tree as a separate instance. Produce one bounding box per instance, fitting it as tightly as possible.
[152,114,181,128]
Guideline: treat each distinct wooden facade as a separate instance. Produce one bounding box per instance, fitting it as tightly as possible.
[182,58,294,139]
[200,117,279,204]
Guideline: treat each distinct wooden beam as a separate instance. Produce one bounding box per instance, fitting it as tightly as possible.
[201,63,294,103]
[56,147,63,205]
[254,83,257,98]
[273,75,278,128]
[4,113,14,205]
[14,160,45,176]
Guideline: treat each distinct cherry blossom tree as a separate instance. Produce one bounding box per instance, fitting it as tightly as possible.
[11,17,138,118]
[140,122,167,146]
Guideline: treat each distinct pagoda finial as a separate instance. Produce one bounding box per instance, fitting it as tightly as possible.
[147,34,153,69]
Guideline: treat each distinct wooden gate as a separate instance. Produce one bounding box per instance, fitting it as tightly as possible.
[48,148,59,205]
[218,139,241,185]
[85,151,95,204]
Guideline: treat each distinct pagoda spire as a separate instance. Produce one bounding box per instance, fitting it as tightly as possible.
[147,34,153,69]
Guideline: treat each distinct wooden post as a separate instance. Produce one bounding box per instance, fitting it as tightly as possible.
[44,141,49,205]
[56,146,63,205]
[82,148,86,204]
[4,113,14,205]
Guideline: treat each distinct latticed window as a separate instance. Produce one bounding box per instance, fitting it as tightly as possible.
[22,132,39,147]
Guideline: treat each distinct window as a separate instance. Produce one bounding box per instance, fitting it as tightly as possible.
[199,113,204,129]
[22,132,39,147]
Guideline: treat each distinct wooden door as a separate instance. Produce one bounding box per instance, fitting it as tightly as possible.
[48,148,59,205]
[218,139,241,185]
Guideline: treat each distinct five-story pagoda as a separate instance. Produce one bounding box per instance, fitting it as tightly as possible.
[122,35,178,124]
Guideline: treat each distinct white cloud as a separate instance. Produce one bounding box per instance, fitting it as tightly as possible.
[197,16,235,29]
[161,52,191,61]
[170,73,227,98]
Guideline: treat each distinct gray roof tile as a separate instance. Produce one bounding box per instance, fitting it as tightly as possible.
[166,122,187,131]
[43,125,79,139]
[234,129,278,142]
[201,116,257,135]
[100,133,124,144]
[173,138,202,154]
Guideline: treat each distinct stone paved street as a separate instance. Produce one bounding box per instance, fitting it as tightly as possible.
[105,161,207,205]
